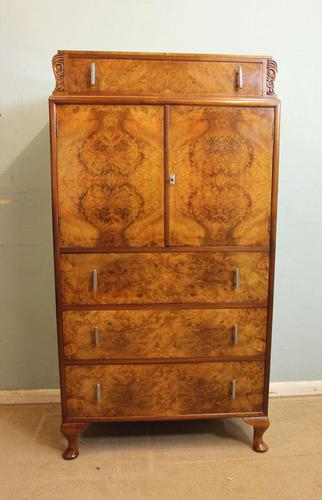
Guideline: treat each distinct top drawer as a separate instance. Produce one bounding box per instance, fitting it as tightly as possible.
[56,55,265,97]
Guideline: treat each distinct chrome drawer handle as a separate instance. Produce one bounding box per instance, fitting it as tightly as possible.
[231,380,237,400]
[90,62,96,85]
[96,383,101,403]
[169,174,176,185]
[232,324,239,345]
[234,268,240,289]
[92,269,98,292]
[93,326,100,347]
[236,66,243,89]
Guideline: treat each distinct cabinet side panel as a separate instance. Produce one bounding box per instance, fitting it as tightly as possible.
[263,103,280,414]
[49,101,67,418]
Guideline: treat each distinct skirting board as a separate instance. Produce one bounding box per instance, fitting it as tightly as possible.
[269,380,322,397]
[0,389,61,404]
[0,381,322,404]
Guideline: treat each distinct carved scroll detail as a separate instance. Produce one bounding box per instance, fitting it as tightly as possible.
[266,59,277,96]
[52,54,64,92]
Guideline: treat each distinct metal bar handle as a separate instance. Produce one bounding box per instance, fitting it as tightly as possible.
[232,324,239,345]
[96,383,101,403]
[237,66,243,89]
[231,380,237,400]
[91,62,96,85]
[93,326,100,347]
[92,269,98,292]
[234,268,240,289]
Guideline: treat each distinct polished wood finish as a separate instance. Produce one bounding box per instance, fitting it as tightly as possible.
[57,50,272,59]
[57,105,164,248]
[49,50,280,458]
[60,245,270,253]
[65,361,264,417]
[53,51,277,97]
[67,58,263,97]
[60,252,269,305]
[62,302,267,311]
[49,99,68,420]
[51,95,278,107]
[169,106,274,246]
[263,102,281,414]
[62,308,267,360]
[61,422,89,460]
[244,416,270,452]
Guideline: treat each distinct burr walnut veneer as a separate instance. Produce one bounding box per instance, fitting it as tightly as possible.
[49,50,280,459]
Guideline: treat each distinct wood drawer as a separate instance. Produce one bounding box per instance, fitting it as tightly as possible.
[60,252,269,305]
[65,361,265,418]
[62,308,267,360]
[66,57,264,96]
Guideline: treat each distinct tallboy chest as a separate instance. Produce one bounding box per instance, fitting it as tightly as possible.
[49,50,279,459]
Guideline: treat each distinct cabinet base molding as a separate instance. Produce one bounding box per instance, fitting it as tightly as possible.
[243,416,270,452]
[61,422,89,460]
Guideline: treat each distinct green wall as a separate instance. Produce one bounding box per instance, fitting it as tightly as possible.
[1,0,322,388]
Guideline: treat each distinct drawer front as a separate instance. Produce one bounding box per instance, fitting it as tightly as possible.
[60,252,269,305]
[63,308,267,360]
[65,361,264,417]
[67,58,263,96]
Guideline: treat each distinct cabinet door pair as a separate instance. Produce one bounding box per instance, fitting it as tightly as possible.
[56,104,274,248]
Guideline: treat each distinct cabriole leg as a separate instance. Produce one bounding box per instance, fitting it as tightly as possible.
[243,416,270,453]
[61,422,89,460]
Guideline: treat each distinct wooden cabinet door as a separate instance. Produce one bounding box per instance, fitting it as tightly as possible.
[168,106,274,246]
[56,105,164,248]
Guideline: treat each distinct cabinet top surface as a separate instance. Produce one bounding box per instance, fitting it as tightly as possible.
[57,50,272,61]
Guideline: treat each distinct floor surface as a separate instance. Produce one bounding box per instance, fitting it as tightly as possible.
[0,396,322,499]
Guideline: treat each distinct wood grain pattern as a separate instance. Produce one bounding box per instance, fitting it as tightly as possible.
[65,361,264,417]
[60,252,269,305]
[263,101,280,414]
[57,105,164,247]
[62,308,267,360]
[49,51,280,454]
[50,100,69,421]
[169,106,274,246]
[51,95,279,107]
[67,58,263,96]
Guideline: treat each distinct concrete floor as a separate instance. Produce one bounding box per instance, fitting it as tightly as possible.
[0,397,322,500]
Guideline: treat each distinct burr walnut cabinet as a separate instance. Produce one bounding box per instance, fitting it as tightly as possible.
[49,50,280,459]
